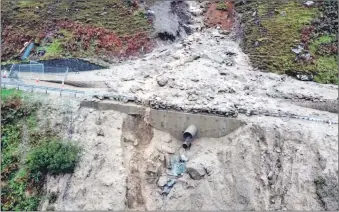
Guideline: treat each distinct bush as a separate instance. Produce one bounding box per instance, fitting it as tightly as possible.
[216,2,228,11]
[26,141,81,176]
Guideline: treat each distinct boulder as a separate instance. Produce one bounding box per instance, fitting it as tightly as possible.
[158,176,168,187]
[156,76,169,87]
[186,161,206,180]
[202,52,224,64]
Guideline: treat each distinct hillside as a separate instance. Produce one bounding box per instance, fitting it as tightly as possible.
[1,0,153,62]
[236,0,338,84]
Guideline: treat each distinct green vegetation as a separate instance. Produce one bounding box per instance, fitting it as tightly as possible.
[1,89,81,211]
[314,56,338,84]
[1,89,22,102]
[238,1,338,84]
[43,40,63,59]
[27,140,81,176]
[309,34,336,54]
[3,0,150,35]
[216,1,228,11]
[2,0,152,61]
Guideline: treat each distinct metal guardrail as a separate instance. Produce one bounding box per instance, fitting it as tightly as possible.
[1,81,86,97]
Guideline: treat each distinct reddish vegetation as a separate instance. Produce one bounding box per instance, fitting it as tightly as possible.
[204,1,234,30]
[2,20,154,61]
[57,21,154,58]
[301,26,315,46]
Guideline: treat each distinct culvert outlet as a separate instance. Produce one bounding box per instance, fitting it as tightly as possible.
[183,125,198,149]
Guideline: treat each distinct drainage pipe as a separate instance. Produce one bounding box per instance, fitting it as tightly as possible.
[182,125,198,149]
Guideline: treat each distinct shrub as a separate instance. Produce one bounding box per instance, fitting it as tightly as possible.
[216,2,228,11]
[26,141,81,176]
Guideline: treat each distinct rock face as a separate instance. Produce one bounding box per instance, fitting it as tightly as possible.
[151,1,193,41]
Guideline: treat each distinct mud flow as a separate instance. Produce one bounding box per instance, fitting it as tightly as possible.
[44,106,337,211]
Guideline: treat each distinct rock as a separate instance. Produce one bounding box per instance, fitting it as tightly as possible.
[280,11,287,16]
[218,87,236,93]
[156,144,175,154]
[97,128,105,137]
[188,93,199,101]
[219,30,230,35]
[291,44,304,54]
[225,51,237,56]
[186,161,206,180]
[202,52,224,64]
[180,154,188,162]
[129,85,142,93]
[268,171,274,180]
[190,78,199,82]
[304,1,314,7]
[296,74,313,81]
[158,176,168,187]
[89,109,94,113]
[218,69,228,75]
[121,76,134,81]
[164,154,171,169]
[162,134,172,143]
[156,76,169,87]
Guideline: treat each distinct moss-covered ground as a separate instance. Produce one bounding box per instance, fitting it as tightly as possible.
[237,0,338,84]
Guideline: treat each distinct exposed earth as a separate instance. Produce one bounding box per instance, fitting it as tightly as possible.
[1,0,338,211]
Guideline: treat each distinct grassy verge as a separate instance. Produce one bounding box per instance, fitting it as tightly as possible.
[1,89,81,211]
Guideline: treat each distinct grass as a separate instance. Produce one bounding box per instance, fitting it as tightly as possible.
[239,1,338,84]
[314,56,338,84]
[1,89,81,211]
[216,1,228,11]
[43,40,63,59]
[309,34,336,54]
[1,0,152,61]
[1,89,23,102]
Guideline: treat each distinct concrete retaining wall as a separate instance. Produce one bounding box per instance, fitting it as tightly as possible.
[80,100,246,140]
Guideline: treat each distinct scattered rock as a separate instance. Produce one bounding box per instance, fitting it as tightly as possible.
[190,77,199,82]
[218,87,236,93]
[121,76,135,81]
[219,30,230,35]
[129,85,142,93]
[291,44,304,54]
[89,109,94,113]
[304,1,315,7]
[218,69,229,75]
[162,134,172,143]
[188,93,199,101]
[156,76,169,87]
[97,128,105,137]
[296,74,314,81]
[202,52,224,64]
[180,154,189,162]
[156,144,175,154]
[225,51,237,56]
[268,171,274,180]
[186,161,206,180]
[158,176,168,187]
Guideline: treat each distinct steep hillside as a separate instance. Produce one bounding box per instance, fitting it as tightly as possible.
[1,0,153,62]
[236,0,338,84]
